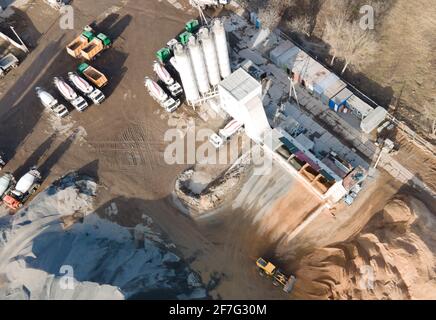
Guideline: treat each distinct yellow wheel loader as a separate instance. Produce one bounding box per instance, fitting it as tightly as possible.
[256,257,296,293]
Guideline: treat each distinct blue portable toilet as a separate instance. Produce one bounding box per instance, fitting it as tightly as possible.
[329,88,353,112]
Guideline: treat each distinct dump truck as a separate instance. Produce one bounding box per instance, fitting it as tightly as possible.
[256,258,296,293]
[0,173,16,201]
[185,19,200,33]
[144,77,180,113]
[3,167,41,211]
[54,77,89,112]
[80,33,112,61]
[178,31,192,46]
[77,63,108,88]
[68,72,105,104]
[35,87,69,118]
[0,53,19,78]
[152,61,183,98]
[156,47,172,64]
[66,26,95,58]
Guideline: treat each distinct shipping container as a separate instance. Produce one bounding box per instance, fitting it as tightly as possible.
[321,78,346,105]
[276,46,300,70]
[313,73,338,98]
[303,63,330,93]
[328,88,353,111]
[289,50,310,75]
[360,106,388,133]
[345,95,374,119]
[269,41,294,65]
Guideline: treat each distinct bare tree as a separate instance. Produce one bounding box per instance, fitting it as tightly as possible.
[340,21,377,74]
[323,10,349,66]
[421,99,436,137]
[286,15,312,37]
[257,0,290,31]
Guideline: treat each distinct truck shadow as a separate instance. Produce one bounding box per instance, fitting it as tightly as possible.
[90,14,132,97]
[0,6,42,53]
[12,133,57,179]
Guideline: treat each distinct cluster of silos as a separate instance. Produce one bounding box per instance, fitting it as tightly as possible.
[173,18,231,105]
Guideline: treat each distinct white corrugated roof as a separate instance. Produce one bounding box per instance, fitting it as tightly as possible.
[346,95,373,117]
[219,68,260,101]
[361,106,388,133]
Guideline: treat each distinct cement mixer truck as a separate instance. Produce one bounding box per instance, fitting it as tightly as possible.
[35,87,69,118]
[0,173,16,202]
[68,72,106,105]
[144,77,180,113]
[189,0,228,8]
[3,167,42,211]
[53,77,89,112]
[153,61,183,98]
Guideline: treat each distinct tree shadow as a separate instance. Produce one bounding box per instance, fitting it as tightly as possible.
[89,14,132,97]
[0,6,42,52]
[38,132,75,178]
[92,13,133,42]
[0,36,65,161]
[13,133,57,179]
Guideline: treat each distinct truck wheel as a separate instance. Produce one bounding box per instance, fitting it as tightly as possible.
[258,269,266,277]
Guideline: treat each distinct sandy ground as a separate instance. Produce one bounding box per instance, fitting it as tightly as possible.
[293,195,436,300]
[0,0,288,299]
[0,0,434,300]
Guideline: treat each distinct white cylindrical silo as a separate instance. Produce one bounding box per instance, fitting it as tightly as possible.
[212,19,231,79]
[198,27,221,87]
[187,36,210,95]
[174,43,200,103]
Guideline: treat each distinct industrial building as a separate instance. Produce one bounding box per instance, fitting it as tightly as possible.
[150,15,370,205]
[218,68,270,142]
[268,41,388,134]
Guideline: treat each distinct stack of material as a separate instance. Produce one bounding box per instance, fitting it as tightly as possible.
[360,106,388,133]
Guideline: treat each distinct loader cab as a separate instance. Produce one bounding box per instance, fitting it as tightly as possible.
[256,258,276,276]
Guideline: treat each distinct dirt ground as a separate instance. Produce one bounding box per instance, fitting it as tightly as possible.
[0,0,434,300]
[0,0,289,299]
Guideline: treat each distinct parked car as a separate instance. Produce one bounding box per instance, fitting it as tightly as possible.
[0,53,19,78]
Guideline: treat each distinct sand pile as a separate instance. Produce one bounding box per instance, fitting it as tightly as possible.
[293,196,436,300]
[0,173,206,300]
